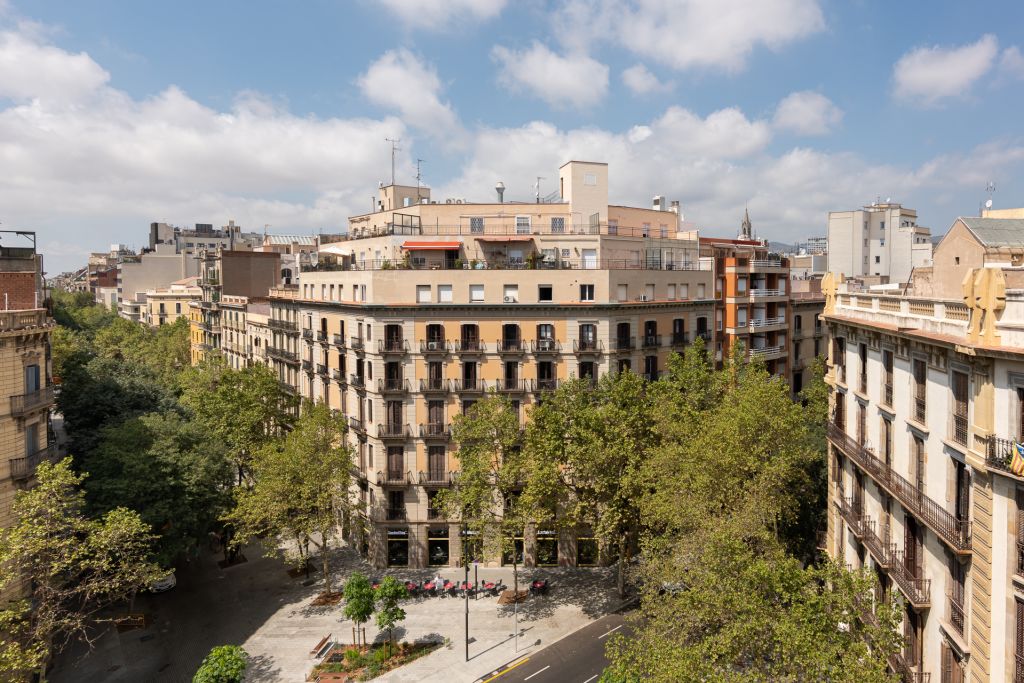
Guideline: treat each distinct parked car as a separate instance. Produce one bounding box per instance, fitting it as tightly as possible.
[149,571,176,593]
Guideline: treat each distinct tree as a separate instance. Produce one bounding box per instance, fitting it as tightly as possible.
[373,576,408,656]
[192,645,248,683]
[228,401,353,594]
[343,572,375,647]
[82,411,234,564]
[524,371,657,597]
[436,394,527,599]
[0,459,162,681]
[181,359,296,483]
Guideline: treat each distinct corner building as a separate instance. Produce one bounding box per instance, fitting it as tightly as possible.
[824,214,1024,682]
[268,161,716,569]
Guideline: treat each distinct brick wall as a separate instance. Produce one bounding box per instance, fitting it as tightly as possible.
[0,272,39,309]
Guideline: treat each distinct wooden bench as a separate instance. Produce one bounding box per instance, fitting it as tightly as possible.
[309,633,331,657]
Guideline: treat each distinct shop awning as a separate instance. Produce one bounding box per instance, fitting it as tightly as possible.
[400,241,462,251]
[474,235,534,242]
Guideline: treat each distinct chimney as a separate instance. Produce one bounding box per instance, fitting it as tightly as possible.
[670,200,680,214]
[653,195,666,211]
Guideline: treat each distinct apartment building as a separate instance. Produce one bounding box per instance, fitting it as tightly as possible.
[265,160,716,569]
[828,202,933,283]
[117,243,199,322]
[823,214,1024,682]
[0,233,55,600]
[142,276,201,327]
[189,250,281,365]
[791,277,826,395]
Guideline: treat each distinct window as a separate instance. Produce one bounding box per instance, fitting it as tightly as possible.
[578,323,597,351]
[1016,489,1024,576]
[737,277,747,293]
[697,283,706,298]
[874,256,880,264]
[1017,600,1024,682]
[616,284,628,301]
[667,284,676,300]
[880,221,885,231]
[644,356,657,381]
[608,219,618,236]
[579,284,594,302]
[469,284,484,302]
[538,285,552,302]
[550,217,565,234]
[794,315,802,330]
[583,173,597,186]
[438,285,453,303]
[952,370,968,446]
[503,285,518,303]
[578,361,595,379]
[470,217,484,234]
[858,343,867,393]
[913,359,927,422]
[680,284,689,299]
[515,216,531,234]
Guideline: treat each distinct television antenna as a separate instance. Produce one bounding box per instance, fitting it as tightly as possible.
[416,158,425,200]
[385,138,401,186]
[535,176,545,204]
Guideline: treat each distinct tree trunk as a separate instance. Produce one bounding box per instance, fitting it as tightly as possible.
[617,532,627,599]
[321,537,331,595]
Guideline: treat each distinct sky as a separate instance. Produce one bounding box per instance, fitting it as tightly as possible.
[2,0,1024,273]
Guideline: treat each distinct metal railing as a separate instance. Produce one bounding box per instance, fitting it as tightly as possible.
[419,423,451,439]
[668,333,688,347]
[301,360,313,373]
[349,374,365,389]
[749,345,786,359]
[420,470,452,486]
[496,339,525,353]
[828,422,971,553]
[642,335,661,348]
[884,382,894,407]
[377,423,411,439]
[750,288,785,298]
[305,255,706,273]
[268,319,297,332]
[836,497,864,538]
[531,339,561,353]
[984,436,1022,477]
[456,339,486,353]
[948,595,965,636]
[747,316,786,329]
[454,378,487,392]
[378,378,409,393]
[419,378,450,393]
[379,339,409,354]
[495,378,529,392]
[331,368,346,384]
[332,333,346,348]
[951,412,968,447]
[913,390,926,423]
[612,337,635,351]
[348,416,365,433]
[376,469,410,486]
[573,339,603,353]
[535,378,560,392]
[420,340,450,354]
[302,329,313,341]
[350,336,365,350]
[695,331,713,343]
[10,386,55,416]
[861,518,896,569]
[267,347,298,363]
[888,549,931,608]
[10,444,57,480]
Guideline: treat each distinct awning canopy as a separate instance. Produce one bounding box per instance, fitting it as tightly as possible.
[474,235,534,242]
[401,241,462,251]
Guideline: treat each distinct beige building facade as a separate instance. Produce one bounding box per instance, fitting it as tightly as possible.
[827,202,933,284]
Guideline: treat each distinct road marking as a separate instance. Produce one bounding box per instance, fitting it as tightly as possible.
[479,657,530,682]
[598,624,623,639]
[583,676,598,683]
[524,665,550,680]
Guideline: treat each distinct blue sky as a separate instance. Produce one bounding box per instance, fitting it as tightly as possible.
[2,0,1023,272]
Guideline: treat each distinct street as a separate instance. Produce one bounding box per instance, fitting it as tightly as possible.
[478,608,634,683]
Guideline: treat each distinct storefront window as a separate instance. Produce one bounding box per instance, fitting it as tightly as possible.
[428,527,450,566]
[577,538,598,566]
[387,528,409,567]
[536,530,559,566]
[462,530,483,564]
[502,536,525,566]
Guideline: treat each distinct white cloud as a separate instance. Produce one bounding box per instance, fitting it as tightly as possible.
[0,30,110,102]
[892,34,999,105]
[357,49,461,139]
[773,91,842,136]
[557,0,824,73]
[377,0,506,30]
[492,42,609,109]
[621,63,671,95]
[998,46,1024,81]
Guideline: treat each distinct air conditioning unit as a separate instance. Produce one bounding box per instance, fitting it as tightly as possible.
[638,295,650,302]
[427,341,441,351]
[503,296,516,303]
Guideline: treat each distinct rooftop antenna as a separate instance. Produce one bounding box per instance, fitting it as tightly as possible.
[385,138,401,186]
[984,181,996,215]
[416,158,425,200]
[535,176,545,204]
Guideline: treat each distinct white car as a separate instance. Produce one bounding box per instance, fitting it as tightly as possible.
[149,571,176,593]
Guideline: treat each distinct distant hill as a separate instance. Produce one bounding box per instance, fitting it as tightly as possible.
[769,241,796,253]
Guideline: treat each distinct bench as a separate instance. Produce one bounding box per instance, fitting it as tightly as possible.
[309,633,331,657]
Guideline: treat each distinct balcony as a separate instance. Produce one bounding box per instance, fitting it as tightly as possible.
[913,391,926,423]
[694,331,712,344]
[495,378,529,393]
[951,411,968,447]
[378,378,409,394]
[302,329,313,341]
[267,347,299,364]
[534,378,560,392]
[331,368,346,385]
[314,330,327,344]
[377,423,411,440]
[419,423,451,439]
[948,594,965,636]
[350,336,365,351]
[642,335,661,349]
[612,337,635,352]
[385,507,407,521]
[316,364,329,378]
[888,550,931,608]
[749,288,786,298]
[278,381,297,395]
[455,339,486,354]
[332,333,346,349]
[749,345,786,360]
[376,470,410,486]
[836,496,864,538]
[420,470,452,487]
[573,339,603,354]
[883,382,894,407]
[454,378,487,393]
[531,339,561,354]
[747,316,787,331]
[268,319,298,333]
[301,360,313,373]
[828,422,971,554]
[10,444,58,480]
[419,378,450,393]
[10,386,55,417]
[348,416,365,434]
[861,518,896,569]
[496,339,525,354]
[379,339,410,355]
[420,339,450,355]
[349,374,366,390]
[668,333,688,348]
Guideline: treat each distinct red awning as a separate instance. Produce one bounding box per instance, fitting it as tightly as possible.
[401,241,462,251]
[474,235,534,242]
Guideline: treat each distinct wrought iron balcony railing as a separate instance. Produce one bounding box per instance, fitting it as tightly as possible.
[10,386,55,416]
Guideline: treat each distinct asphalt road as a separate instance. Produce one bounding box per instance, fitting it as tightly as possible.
[482,609,633,683]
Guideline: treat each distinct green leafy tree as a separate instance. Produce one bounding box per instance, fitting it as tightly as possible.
[192,645,248,683]
[0,459,162,681]
[82,411,234,564]
[343,572,375,646]
[373,576,408,656]
[181,358,295,483]
[436,394,527,599]
[228,401,352,594]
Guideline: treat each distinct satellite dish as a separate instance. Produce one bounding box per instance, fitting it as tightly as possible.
[985,199,993,209]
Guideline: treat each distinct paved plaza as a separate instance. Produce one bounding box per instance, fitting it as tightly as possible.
[49,543,620,683]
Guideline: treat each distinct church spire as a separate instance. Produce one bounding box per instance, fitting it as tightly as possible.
[740,206,752,240]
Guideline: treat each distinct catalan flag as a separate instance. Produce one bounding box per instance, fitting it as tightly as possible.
[1012,441,1024,476]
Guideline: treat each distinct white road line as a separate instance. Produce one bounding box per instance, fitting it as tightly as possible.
[598,624,623,639]
[524,665,550,680]
[583,676,598,683]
